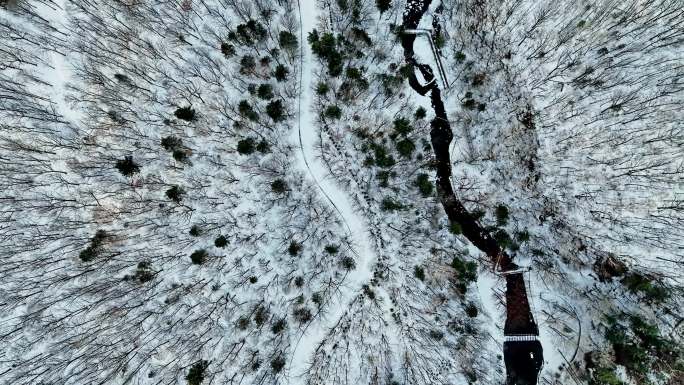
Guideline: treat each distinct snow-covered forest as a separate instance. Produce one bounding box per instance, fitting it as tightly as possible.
[1,0,682,384]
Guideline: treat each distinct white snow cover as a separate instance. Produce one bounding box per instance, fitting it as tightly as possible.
[1,0,682,384]
[287,0,377,381]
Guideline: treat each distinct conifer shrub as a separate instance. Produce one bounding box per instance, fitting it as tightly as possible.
[465,303,478,318]
[236,316,250,330]
[308,30,343,76]
[220,42,235,57]
[371,143,395,168]
[293,307,312,323]
[381,197,403,211]
[621,273,670,303]
[493,229,514,249]
[274,64,289,81]
[250,140,265,154]
[237,138,256,155]
[377,170,391,187]
[186,360,209,385]
[115,156,140,177]
[235,20,267,45]
[271,179,287,194]
[393,117,413,136]
[266,100,285,122]
[254,306,268,326]
[161,136,183,151]
[136,261,154,283]
[79,230,108,262]
[495,204,509,225]
[415,173,433,197]
[429,329,444,340]
[324,245,339,254]
[173,149,189,163]
[449,223,462,234]
[270,356,286,373]
[316,82,329,95]
[516,230,530,242]
[288,241,302,256]
[414,266,425,281]
[279,30,298,50]
[239,55,256,75]
[396,138,415,158]
[166,186,185,203]
[341,256,356,270]
[451,256,477,294]
[190,249,208,265]
[271,318,287,334]
[257,84,274,100]
[214,235,228,248]
[238,100,259,121]
[324,105,342,120]
[174,106,196,121]
[376,0,391,13]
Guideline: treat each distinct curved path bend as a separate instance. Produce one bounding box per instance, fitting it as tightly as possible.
[287,0,377,382]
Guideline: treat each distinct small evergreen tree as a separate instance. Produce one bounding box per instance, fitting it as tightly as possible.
[115,156,140,177]
[256,139,270,153]
[220,42,235,57]
[316,82,329,95]
[174,106,196,121]
[324,245,339,254]
[271,356,286,373]
[238,100,259,121]
[495,204,509,225]
[173,149,188,163]
[186,360,209,385]
[271,318,287,334]
[381,197,403,211]
[214,235,228,248]
[396,138,415,158]
[279,30,298,50]
[266,100,285,122]
[393,117,412,136]
[271,179,287,193]
[376,0,391,13]
[274,65,289,81]
[190,249,208,265]
[237,138,256,155]
[166,186,185,203]
[414,266,425,281]
[161,136,183,151]
[415,106,426,119]
[257,84,274,99]
[415,173,433,197]
[341,256,356,270]
[324,105,342,120]
[288,241,302,256]
[239,55,256,75]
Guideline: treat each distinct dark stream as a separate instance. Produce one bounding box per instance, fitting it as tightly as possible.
[400,1,543,383]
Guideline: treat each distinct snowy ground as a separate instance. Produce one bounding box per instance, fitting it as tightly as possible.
[288,0,377,381]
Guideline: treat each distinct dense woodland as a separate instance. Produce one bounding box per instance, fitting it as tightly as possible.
[1,0,682,384]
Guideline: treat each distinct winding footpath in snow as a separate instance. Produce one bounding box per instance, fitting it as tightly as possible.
[287,0,377,382]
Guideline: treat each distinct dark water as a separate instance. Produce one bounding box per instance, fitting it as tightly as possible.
[400,1,544,383]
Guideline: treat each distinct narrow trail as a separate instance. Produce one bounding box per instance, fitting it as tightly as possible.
[287,0,377,382]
